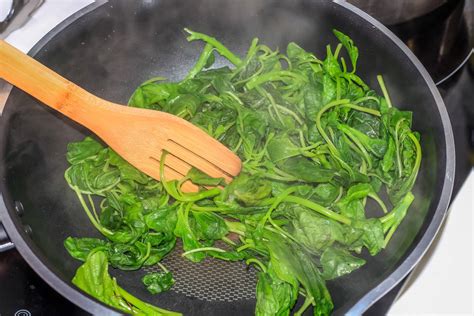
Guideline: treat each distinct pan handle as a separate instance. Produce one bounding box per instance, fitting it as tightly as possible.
[0,222,14,252]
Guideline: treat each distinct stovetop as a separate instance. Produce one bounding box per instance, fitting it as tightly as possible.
[0,1,473,315]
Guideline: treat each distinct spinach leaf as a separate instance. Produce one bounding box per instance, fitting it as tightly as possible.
[64,29,422,316]
[321,246,365,280]
[333,30,359,73]
[107,241,151,270]
[128,82,180,110]
[145,205,178,234]
[173,204,206,262]
[64,237,109,261]
[267,134,301,163]
[264,232,334,316]
[351,218,385,256]
[73,251,181,315]
[186,167,225,186]
[191,211,228,240]
[279,157,335,183]
[222,174,272,206]
[67,137,104,165]
[108,150,149,184]
[142,271,175,294]
[287,206,344,252]
[255,269,296,316]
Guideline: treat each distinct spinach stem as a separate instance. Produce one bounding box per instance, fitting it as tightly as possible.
[353,95,380,104]
[275,103,304,125]
[406,133,422,189]
[294,296,315,316]
[182,247,226,257]
[316,99,350,157]
[246,70,307,90]
[185,43,214,79]
[72,186,113,236]
[338,124,373,169]
[116,284,181,315]
[159,152,221,202]
[341,103,381,116]
[226,221,246,235]
[157,262,169,273]
[246,258,267,272]
[283,196,351,225]
[236,243,253,252]
[259,187,297,228]
[368,192,388,214]
[87,194,99,222]
[184,28,242,65]
[258,86,285,125]
[394,118,406,177]
[377,75,393,108]
[221,236,237,246]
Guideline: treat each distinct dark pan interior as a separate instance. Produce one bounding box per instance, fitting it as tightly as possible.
[0,0,449,314]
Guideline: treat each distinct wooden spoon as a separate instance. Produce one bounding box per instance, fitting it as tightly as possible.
[0,40,241,192]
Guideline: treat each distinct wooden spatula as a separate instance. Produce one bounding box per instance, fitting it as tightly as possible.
[0,40,241,192]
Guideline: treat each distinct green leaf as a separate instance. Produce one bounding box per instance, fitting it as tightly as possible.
[279,157,335,183]
[267,135,301,163]
[107,241,151,270]
[143,236,176,266]
[108,150,150,184]
[128,82,180,109]
[382,192,415,245]
[173,204,205,262]
[145,205,178,235]
[186,167,224,186]
[66,137,104,165]
[352,218,385,256]
[255,269,296,316]
[264,232,334,316]
[73,251,180,315]
[320,246,365,280]
[287,206,345,252]
[142,272,175,294]
[65,163,120,195]
[381,136,396,172]
[323,48,342,78]
[338,124,387,158]
[166,94,202,118]
[223,173,272,206]
[72,251,127,310]
[64,237,109,261]
[387,133,421,204]
[191,211,228,240]
[333,29,359,73]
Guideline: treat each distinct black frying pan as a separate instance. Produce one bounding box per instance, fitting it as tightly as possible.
[0,0,455,315]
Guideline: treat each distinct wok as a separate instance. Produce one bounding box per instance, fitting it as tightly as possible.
[0,0,455,315]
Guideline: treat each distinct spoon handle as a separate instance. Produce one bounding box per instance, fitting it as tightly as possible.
[0,39,102,127]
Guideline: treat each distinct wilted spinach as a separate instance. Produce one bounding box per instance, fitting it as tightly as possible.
[64,28,421,315]
[142,271,175,295]
[72,250,180,315]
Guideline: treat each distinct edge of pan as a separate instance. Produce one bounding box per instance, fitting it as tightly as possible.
[336,1,455,314]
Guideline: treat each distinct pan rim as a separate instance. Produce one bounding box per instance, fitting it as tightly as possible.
[336,1,455,314]
[0,1,120,314]
[0,0,455,315]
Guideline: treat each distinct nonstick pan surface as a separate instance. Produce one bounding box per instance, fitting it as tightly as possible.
[0,0,454,315]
